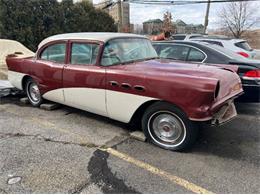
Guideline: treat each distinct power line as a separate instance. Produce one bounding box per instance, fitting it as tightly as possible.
[128,0,260,5]
[95,0,260,8]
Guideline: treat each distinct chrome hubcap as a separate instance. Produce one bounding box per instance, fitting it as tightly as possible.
[148,111,186,147]
[28,83,40,103]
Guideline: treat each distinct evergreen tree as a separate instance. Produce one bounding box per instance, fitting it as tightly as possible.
[0,0,117,51]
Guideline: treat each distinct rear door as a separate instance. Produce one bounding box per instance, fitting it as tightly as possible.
[36,41,67,103]
[62,41,107,116]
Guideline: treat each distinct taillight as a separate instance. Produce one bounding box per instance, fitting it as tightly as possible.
[243,70,260,78]
[237,52,249,58]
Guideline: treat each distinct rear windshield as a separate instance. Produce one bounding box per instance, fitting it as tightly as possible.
[234,41,253,51]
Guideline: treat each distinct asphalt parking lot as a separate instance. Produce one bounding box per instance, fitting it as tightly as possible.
[0,95,259,194]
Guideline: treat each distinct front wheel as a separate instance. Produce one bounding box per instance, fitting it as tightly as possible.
[142,102,198,151]
[25,78,43,107]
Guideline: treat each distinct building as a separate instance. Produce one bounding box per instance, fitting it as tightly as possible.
[108,2,130,32]
[174,19,204,34]
[143,19,163,35]
[94,1,130,32]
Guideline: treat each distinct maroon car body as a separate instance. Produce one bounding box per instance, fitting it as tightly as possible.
[6,33,243,151]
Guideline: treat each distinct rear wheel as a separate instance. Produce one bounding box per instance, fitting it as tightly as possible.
[25,78,42,107]
[142,102,198,151]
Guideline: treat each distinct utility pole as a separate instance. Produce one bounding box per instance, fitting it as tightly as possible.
[203,0,211,34]
[118,0,123,32]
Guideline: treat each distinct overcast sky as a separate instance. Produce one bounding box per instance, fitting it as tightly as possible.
[93,0,260,29]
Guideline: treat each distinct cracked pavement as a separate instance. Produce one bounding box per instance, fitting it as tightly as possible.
[0,96,259,193]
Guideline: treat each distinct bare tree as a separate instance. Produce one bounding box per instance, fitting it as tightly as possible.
[218,1,260,38]
[163,11,175,33]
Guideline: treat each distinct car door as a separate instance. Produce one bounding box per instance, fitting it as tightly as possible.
[62,41,107,117]
[101,38,156,123]
[35,41,67,103]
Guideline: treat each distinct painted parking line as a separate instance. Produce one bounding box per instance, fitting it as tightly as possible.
[1,104,213,194]
[101,147,214,194]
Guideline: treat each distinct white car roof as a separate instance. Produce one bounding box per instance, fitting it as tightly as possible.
[192,38,246,43]
[38,32,146,49]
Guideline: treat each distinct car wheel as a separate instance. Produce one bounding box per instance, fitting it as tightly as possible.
[142,102,198,151]
[25,78,42,107]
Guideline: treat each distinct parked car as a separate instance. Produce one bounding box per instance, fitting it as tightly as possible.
[152,41,260,102]
[170,34,204,40]
[6,33,243,151]
[192,37,256,59]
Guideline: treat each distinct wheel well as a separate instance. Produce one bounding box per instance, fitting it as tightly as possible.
[129,100,189,129]
[22,75,32,91]
[129,100,159,129]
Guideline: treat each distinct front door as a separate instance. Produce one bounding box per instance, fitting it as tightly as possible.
[62,41,107,117]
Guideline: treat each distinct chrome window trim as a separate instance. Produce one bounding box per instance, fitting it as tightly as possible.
[153,42,208,63]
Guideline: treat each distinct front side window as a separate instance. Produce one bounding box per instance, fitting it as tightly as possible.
[40,43,66,63]
[157,44,189,60]
[101,38,158,66]
[187,48,205,62]
[71,43,99,65]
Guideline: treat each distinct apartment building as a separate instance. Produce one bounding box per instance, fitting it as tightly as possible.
[94,1,130,32]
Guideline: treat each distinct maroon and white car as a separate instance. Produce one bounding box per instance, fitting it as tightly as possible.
[6,33,243,151]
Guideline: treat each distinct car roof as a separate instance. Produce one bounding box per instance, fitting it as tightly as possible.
[152,40,204,45]
[171,34,203,36]
[38,32,146,48]
[192,37,245,42]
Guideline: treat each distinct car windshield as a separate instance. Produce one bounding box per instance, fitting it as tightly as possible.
[101,38,158,66]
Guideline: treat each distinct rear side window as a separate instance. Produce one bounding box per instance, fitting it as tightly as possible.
[234,41,253,51]
[157,44,189,60]
[40,43,66,63]
[187,48,205,62]
[172,35,186,40]
[70,43,99,65]
[189,35,203,39]
[200,40,223,47]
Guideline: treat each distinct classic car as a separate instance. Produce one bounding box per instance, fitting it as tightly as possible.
[6,33,243,151]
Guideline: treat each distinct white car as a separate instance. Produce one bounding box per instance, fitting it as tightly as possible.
[170,34,204,40]
[192,38,256,59]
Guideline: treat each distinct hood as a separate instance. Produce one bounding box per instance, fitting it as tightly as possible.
[124,59,238,80]
[122,59,242,100]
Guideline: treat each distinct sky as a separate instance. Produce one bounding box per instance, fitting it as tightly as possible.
[93,0,260,29]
